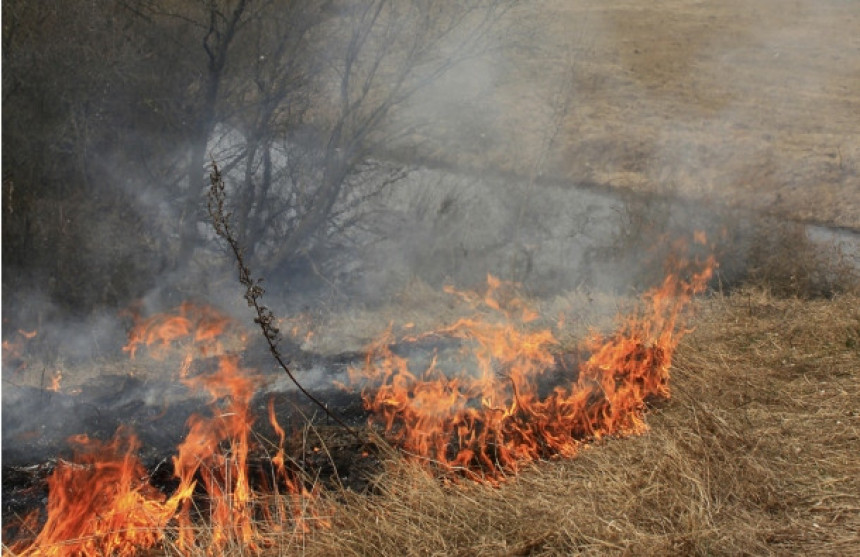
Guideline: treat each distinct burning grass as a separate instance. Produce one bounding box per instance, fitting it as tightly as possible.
[344,256,713,480]
[297,288,860,556]
[5,281,859,555]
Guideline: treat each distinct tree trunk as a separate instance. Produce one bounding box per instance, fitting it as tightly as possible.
[176,0,249,265]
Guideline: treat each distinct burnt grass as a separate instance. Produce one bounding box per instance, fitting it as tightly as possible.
[0,350,372,531]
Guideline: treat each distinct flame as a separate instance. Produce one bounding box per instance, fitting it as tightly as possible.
[268,397,287,472]
[12,428,183,556]
[168,354,264,552]
[48,370,63,393]
[280,312,317,348]
[350,252,715,480]
[13,303,324,556]
[10,245,714,552]
[2,328,37,374]
[122,301,235,360]
[1,339,18,359]
[266,397,331,534]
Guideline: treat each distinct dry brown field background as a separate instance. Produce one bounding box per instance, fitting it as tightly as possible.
[411,0,860,230]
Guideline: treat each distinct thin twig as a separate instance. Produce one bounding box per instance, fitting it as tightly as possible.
[207,161,363,444]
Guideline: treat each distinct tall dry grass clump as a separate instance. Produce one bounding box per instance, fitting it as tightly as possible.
[740,220,859,298]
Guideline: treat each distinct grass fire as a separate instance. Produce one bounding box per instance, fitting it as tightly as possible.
[6,243,714,554]
[3,1,860,555]
[348,252,713,479]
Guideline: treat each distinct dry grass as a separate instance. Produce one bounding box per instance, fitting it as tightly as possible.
[293,288,860,556]
[413,0,860,230]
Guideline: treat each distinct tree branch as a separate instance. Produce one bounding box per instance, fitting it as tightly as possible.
[207,160,363,443]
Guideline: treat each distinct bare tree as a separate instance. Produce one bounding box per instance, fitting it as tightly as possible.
[134,0,512,280]
[2,0,186,308]
[258,1,511,276]
[124,0,258,261]
[3,0,511,310]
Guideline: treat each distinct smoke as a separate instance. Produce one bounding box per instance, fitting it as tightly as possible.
[4,0,859,475]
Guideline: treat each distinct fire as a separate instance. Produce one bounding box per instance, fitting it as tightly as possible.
[11,303,323,556]
[2,328,37,374]
[265,397,331,534]
[12,428,183,557]
[122,301,237,360]
[350,253,715,479]
[167,355,261,552]
[9,245,714,553]
[280,312,316,347]
[48,370,63,393]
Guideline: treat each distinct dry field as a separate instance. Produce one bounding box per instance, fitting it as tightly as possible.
[281,288,860,556]
[411,0,860,230]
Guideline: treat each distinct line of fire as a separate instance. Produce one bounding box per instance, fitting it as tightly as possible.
[2,237,715,554]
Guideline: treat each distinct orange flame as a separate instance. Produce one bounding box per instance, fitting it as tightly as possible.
[281,312,316,347]
[122,301,235,360]
[266,397,331,534]
[13,428,183,556]
[351,253,715,480]
[13,303,323,556]
[11,246,713,552]
[48,370,63,393]
[170,354,264,552]
[2,328,37,374]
